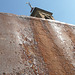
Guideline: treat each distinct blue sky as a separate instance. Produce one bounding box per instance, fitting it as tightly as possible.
[0,0,75,24]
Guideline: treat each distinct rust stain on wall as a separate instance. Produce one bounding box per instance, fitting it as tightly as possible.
[0,13,75,75]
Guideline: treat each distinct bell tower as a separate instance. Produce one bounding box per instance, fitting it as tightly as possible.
[30,7,54,20]
[26,2,54,20]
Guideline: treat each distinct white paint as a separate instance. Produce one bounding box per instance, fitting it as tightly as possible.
[33,59,36,65]
[16,27,34,45]
[49,22,75,67]
[19,15,75,27]
[17,35,22,44]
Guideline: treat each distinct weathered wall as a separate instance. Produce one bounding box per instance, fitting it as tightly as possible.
[0,13,75,75]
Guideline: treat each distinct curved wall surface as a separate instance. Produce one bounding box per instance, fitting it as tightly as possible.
[0,13,75,75]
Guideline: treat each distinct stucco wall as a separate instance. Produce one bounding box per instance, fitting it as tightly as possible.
[0,13,75,75]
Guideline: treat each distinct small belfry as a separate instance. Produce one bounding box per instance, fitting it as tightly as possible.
[26,2,54,20]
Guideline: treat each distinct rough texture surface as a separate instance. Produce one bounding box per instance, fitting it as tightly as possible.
[0,13,75,75]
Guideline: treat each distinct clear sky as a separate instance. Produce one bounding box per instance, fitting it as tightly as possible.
[0,0,75,24]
